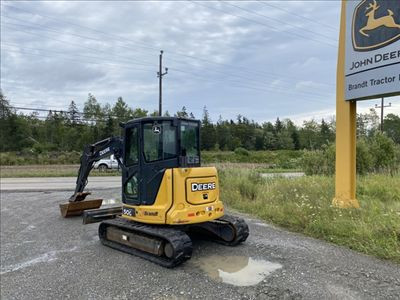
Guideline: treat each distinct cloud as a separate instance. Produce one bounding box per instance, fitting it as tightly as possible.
[1,1,397,123]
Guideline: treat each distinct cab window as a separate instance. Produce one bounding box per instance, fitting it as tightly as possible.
[143,121,177,162]
[180,121,199,157]
[125,127,138,166]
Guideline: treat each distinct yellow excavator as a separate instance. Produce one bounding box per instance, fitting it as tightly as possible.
[60,117,249,267]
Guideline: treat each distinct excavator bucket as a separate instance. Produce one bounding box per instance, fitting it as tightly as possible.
[60,192,103,217]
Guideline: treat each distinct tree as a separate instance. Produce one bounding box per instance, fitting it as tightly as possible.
[68,100,80,124]
[357,108,379,138]
[274,118,283,133]
[131,108,148,119]
[319,119,334,147]
[201,106,216,150]
[175,106,188,118]
[112,97,131,121]
[384,114,400,144]
[299,120,319,149]
[0,90,13,119]
[216,116,231,150]
[83,93,102,121]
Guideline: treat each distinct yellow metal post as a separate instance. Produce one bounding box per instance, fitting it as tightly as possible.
[333,0,360,209]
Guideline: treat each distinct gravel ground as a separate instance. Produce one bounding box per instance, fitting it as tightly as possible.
[1,189,399,300]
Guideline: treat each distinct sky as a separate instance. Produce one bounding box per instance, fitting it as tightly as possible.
[1,0,399,124]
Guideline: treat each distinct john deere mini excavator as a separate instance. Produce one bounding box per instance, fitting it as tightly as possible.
[60,117,249,267]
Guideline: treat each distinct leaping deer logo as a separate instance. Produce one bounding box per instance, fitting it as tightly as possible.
[359,0,400,37]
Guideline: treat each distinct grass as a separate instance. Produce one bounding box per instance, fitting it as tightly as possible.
[202,150,303,168]
[1,150,304,168]
[219,166,400,263]
[0,163,301,178]
[0,165,121,178]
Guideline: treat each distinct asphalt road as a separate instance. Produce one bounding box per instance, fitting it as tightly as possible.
[0,176,121,192]
[1,188,399,300]
[0,174,304,192]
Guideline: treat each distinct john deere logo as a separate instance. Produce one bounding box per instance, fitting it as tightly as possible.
[352,0,400,51]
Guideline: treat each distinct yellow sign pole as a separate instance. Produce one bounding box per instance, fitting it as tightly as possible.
[333,0,360,209]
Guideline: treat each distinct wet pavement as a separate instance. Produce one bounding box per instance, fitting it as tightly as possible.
[1,189,399,299]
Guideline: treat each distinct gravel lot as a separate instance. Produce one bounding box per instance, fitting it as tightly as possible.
[1,188,399,300]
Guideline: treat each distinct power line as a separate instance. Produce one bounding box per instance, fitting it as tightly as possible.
[8,105,117,123]
[3,18,331,92]
[169,68,333,103]
[220,1,337,42]
[2,4,335,86]
[257,1,337,31]
[2,45,333,101]
[2,16,334,89]
[1,7,336,104]
[1,21,157,68]
[4,21,334,93]
[189,1,336,48]
[2,45,157,74]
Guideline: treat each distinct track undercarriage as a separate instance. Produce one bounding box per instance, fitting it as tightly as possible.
[98,214,249,267]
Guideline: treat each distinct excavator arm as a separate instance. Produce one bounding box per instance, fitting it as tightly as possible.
[69,137,124,202]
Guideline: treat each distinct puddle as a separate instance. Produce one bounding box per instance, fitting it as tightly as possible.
[101,198,120,205]
[193,255,282,286]
[254,222,270,228]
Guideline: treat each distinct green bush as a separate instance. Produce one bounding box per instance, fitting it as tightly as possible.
[234,147,250,156]
[301,144,335,176]
[356,139,374,175]
[301,134,400,175]
[369,133,399,173]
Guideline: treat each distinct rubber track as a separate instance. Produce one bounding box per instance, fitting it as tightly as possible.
[189,214,249,246]
[98,217,193,268]
[217,214,249,246]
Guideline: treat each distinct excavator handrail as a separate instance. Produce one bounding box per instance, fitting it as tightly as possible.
[69,136,124,202]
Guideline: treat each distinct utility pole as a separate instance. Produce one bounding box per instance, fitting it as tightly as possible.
[157,50,168,116]
[375,98,391,132]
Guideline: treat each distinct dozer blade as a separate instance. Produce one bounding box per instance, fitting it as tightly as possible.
[60,199,103,217]
[83,206,122,224]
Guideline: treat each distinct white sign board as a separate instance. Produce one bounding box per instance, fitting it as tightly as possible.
[345,0,400,101]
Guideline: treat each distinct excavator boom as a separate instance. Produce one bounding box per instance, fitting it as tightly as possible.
[60,137,123,217]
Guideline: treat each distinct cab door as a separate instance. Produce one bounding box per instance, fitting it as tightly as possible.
[122,125,140,205]
[139,120,178,205]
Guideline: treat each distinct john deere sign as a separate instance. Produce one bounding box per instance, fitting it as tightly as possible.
[345,0,400,101]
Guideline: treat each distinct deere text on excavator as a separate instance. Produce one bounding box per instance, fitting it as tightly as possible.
[60,117,249,267]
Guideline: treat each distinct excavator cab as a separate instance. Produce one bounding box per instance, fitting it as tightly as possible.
[122,117,200,207]
[61,117,248,267]
[120,117,224,225]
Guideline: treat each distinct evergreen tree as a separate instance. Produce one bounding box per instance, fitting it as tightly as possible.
[319,119,334,146]
[274,118,283,133]
[201,106,216,150]
[0,90,13,119]
[83,93,102,121]
[112,97,131,121]
[68,100,80,124]
[175,106,189,118]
